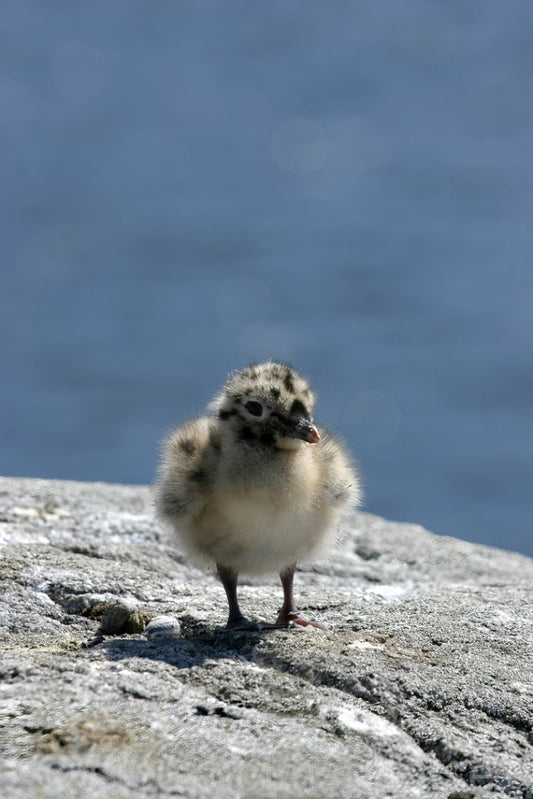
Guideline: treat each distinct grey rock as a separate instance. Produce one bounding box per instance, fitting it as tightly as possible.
[0,475,532,799]
[100,597,149,635]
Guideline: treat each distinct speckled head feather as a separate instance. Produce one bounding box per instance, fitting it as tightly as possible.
[213,362,315,414]
[210,362,318,449]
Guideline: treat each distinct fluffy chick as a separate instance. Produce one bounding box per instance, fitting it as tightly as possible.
[156,361,361,629]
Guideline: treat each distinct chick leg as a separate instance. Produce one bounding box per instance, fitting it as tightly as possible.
[216,563,256,630]
[275,563,327,630]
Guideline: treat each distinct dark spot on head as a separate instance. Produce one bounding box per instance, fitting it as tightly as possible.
[245,399,263,417]
[269,386,280,399]
[284,373,295,393]
[190,468,208,485]
[259,431,276,446]
[238,426,257,443]
[178,438,196,457]
[209,430,221,452]
[218,408,236,421]
[290,399,308,418]
[160,489,188,518]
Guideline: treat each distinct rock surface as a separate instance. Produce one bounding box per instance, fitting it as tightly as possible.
[0,475,532,799]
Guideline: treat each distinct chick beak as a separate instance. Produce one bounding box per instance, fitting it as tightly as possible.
[295,419,320,444]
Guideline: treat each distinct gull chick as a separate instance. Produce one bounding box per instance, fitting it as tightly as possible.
[156,362,360,629]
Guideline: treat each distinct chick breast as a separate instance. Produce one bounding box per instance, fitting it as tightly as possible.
[156,417,359,575]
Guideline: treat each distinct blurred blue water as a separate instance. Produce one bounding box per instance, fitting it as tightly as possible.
[2,1,532,555]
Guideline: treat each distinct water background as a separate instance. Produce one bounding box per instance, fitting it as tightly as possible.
[3,1,532,556]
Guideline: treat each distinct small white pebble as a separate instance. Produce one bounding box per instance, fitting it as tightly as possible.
[142,615,181,639]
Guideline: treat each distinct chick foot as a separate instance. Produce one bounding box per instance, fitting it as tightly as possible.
[217,564,261,631]
[225,616,260,632]
[257,564,328,630]
[275,611,328,631]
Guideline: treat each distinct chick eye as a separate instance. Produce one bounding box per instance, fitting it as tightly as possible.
[244,400,263,417]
